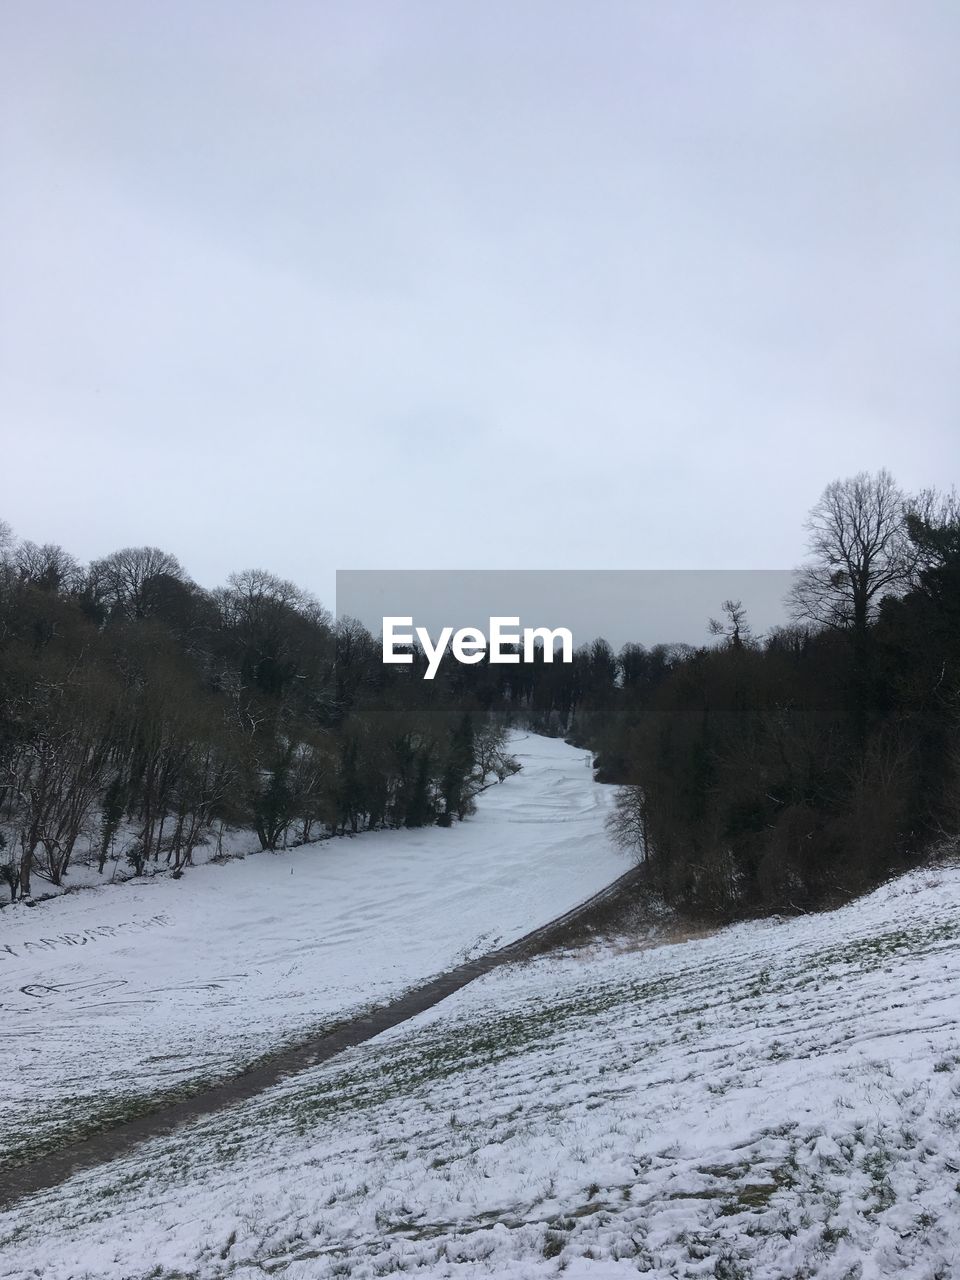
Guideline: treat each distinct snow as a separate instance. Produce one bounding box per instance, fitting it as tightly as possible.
[4,857,960,1278]
[4,738,960,1279]
[0,732,624,1166]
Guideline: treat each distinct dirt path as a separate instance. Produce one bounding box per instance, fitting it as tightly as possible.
[0,866,648,1208]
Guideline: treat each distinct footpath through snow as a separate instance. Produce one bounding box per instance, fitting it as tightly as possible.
[0,733,624,1169]
[4,859,960,1278]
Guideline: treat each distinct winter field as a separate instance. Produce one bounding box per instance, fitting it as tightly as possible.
[5,738,960,1279]
[0,734,624,1173]
[4,860,960,1279]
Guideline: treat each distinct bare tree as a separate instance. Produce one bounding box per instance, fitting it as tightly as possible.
[12,666,115,894]
[88,546,187,620]
[472,719,510,783]
[0,519,14,599]
[708,599,752,649]
[787,469,916,636]
[607,785,649,861]
[906,486,960,577]
[14,541,82,594]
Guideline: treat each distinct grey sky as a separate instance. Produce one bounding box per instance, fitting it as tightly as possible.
[2,2,958,607]
[337,570,796,650]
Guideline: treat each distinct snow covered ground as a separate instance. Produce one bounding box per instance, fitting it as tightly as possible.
[0,733,624,1169]
[4,858,960,1279]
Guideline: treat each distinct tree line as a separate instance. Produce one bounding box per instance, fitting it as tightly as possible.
[2,467,956,919]
[0,527,516,901]
[395,468,958,918]
[593,472,960,915]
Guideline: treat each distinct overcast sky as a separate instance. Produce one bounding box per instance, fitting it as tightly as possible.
[1,1,958,605]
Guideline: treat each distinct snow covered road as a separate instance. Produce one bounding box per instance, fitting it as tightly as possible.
[0,733,624,1166]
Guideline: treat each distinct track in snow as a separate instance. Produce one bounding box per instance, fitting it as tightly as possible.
[0,863,642,1207]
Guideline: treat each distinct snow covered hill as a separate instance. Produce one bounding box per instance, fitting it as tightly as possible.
[4,857,960,1279]
[0,733,624,1171]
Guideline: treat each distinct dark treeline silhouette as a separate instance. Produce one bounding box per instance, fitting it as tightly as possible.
[2,468,956,918]
[508,471,960,918]
[401,470,958,918]
[0,525,517,901]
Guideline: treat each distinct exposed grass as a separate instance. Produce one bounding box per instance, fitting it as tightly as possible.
[6,871,960,1279]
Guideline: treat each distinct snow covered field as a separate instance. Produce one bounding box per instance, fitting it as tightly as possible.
[0,733,624,1169]
[5,859,960,1279]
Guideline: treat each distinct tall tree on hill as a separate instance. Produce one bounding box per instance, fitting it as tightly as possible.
[708,599,752,649]
[787,470,916,637]
[88,546,188,621]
